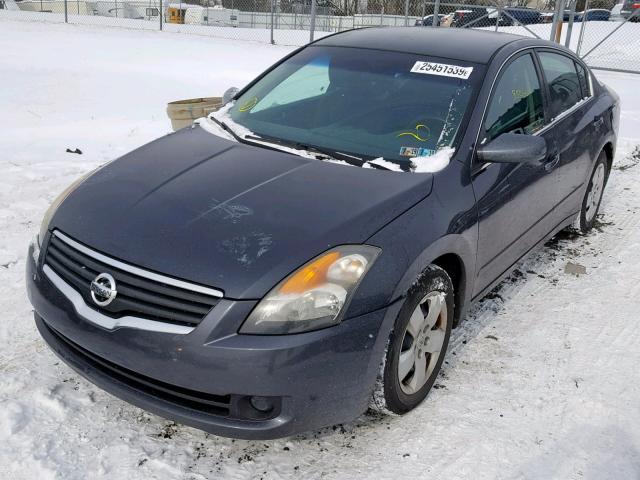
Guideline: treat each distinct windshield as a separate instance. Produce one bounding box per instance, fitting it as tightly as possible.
[228,46,482,170]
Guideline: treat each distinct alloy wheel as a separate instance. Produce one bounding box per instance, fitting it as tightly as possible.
[585,163,606,223]
[398,291,448,395]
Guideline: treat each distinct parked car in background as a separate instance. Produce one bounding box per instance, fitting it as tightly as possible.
[610,3,625,21]
[415,14,446,26]
[451,7,502,27]
[621,0,640,21]
[502,7,542,25]
[540,11,555,22]
[576,9,611,21]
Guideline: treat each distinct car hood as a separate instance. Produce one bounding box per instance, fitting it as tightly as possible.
[50,126,433,299]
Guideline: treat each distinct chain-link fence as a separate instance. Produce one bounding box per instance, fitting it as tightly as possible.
[572,0,640,73]
[1,0,639,72]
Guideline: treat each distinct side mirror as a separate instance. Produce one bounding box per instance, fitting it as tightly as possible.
[222,87,240,105]
[477,133,547,164]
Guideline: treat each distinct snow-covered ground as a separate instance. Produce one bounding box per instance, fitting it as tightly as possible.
[1,18,640,480]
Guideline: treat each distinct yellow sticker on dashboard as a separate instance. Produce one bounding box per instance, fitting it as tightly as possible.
[239,96,258,112]
[512,89,532,99]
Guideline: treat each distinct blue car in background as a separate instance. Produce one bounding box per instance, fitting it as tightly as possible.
[576,9,611,21]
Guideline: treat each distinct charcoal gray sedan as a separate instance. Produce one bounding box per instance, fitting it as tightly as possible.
[27,27,619,439]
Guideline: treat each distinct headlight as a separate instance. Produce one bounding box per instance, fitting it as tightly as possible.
[240,245,381,334]
[38,170,95,245]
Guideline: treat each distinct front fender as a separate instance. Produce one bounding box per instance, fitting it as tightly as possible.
[389,233,476,325]
[364,162,478,327]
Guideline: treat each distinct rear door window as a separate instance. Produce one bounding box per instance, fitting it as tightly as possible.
[483,53,545,143]
[538,52,583,118]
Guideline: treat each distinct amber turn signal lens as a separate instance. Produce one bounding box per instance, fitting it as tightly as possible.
[279,252,340,294]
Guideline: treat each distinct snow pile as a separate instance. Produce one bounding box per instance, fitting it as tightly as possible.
[410,147,455,173]
[2,19,640,480]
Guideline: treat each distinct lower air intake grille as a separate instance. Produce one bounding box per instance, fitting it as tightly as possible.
[44,321,231,417]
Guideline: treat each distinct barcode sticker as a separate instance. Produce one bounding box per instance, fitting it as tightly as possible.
[410,61,474,79]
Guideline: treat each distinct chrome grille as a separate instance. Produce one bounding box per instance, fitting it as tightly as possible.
[44,231,222,328]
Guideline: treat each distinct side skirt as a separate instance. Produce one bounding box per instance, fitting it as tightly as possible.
[468,211,579,306]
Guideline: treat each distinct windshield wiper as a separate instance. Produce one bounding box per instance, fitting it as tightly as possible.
[210,116,393,170]
[210,116,244,142]
[245,134,393,171]
[208,116,298,157]
[297,144,394,171]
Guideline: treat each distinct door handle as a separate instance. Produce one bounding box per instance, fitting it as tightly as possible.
[593,116,604,128]
[544,152,560,172]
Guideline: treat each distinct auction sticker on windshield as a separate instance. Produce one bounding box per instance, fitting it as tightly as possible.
[410,61,473,79]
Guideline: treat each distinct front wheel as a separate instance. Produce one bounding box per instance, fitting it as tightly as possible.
[372,265,453,414]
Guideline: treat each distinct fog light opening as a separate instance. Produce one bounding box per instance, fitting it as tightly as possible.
[249,396,275,413]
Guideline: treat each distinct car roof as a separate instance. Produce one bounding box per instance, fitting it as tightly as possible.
[313,27,546,64]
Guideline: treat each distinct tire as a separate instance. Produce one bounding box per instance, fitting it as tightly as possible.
[371,265,454,415]
[577,151,609,233]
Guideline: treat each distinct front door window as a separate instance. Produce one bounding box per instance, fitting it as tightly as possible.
[484,54,545,143]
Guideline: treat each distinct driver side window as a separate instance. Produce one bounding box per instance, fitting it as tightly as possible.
[483,54,545,143]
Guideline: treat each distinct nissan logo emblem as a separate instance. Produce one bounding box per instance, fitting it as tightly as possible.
[90,273,117,306]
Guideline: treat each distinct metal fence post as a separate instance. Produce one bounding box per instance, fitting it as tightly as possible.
[550,0,560,41]
[576,0,590,55]
[64,0,68,22]
[495,6,501,32]
[556,0,566,43]
[432,0,440,27]
[404,0,409,26]
[310,0,316,42]
[564,0,576,48]
[159,0,163,30]
[270,0,275,44]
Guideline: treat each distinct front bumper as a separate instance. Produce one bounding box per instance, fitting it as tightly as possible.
[27,242,401,439]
